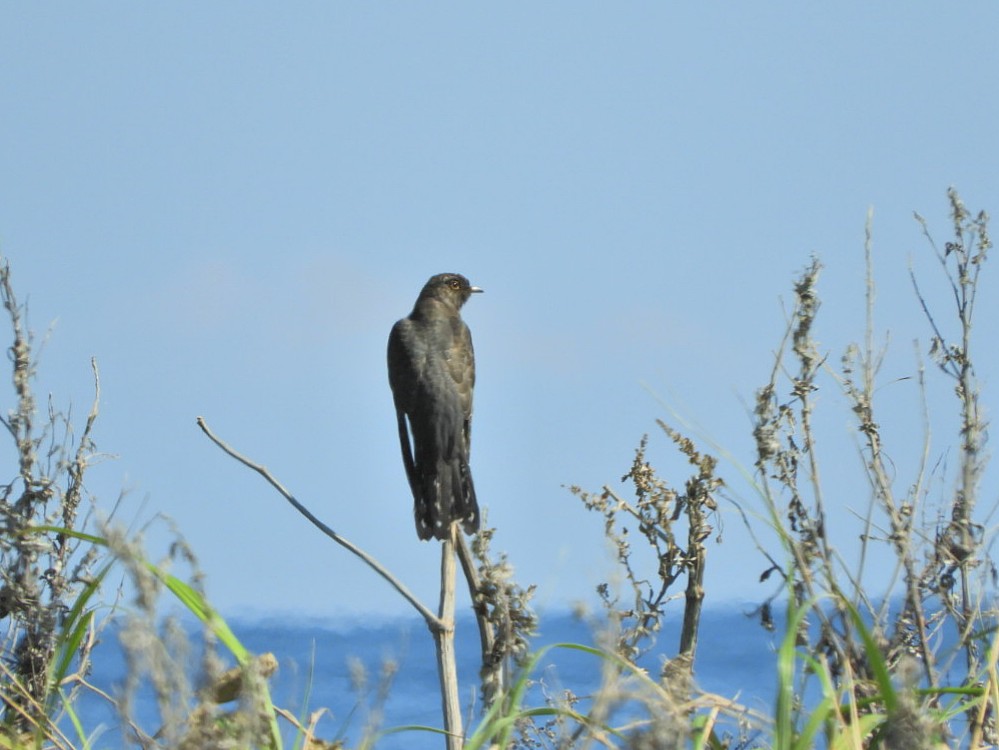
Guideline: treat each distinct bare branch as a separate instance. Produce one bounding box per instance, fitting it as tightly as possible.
[195,416,439,628]
[436,531,462,750]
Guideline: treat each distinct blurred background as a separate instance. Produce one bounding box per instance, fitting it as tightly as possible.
[1,3,997,621]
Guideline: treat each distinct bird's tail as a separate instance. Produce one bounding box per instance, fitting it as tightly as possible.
[453,458,479,536]
[416,458,479,541]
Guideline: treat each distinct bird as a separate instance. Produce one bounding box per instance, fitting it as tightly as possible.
[387,273,483,541]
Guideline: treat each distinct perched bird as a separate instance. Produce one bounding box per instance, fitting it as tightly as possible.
[387,273,483,541]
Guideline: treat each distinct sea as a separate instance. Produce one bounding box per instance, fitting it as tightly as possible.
[69,605,784,748]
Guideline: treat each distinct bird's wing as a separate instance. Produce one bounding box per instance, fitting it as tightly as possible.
[447,319,476,450]
[387,320,420,493]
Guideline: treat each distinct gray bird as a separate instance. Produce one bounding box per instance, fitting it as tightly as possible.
[388,273,483,541]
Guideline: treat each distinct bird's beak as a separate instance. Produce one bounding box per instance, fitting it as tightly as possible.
[470,286,484,294]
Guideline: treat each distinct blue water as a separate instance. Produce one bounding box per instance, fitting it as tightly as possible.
[73,606,780,748]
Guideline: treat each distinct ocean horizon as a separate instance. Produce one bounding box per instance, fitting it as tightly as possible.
[74,603,781,748]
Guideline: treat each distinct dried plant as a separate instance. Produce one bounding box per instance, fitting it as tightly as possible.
[0,258,103,734]
[570,421,721,688]
[470,521,537,709]
[746,189,994,746]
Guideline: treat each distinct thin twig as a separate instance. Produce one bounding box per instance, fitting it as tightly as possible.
[195,416,439,628]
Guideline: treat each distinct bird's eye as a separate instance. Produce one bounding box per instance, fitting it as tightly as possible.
[449,278,461,290]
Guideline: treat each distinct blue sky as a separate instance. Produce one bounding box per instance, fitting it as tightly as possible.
[1,4,998,620]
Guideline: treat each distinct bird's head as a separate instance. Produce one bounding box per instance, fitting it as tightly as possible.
[417,273,484,312]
